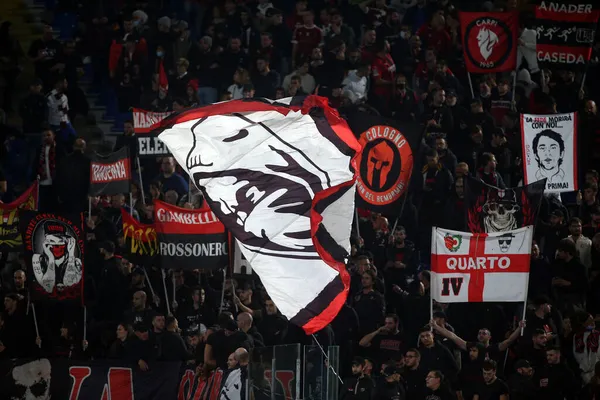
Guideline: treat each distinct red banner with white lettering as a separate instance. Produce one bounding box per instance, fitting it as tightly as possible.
[133,108,173,157]
[89,147,132,196]
[153,200,228,270]
[535,1,599,66]
[459,11,518,73]
[430,226,533,303]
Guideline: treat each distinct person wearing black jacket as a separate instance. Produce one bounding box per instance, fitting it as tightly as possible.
[19,79,48,135]
[159,316,192,361]
[55,138,90,213]
[340,357,375,400]
[552,238,588,310]
[424,370,457,400]
[476,153,506,189]
[417,328,459,383]
[442,176,467,231]
[128,323,158,371]
[402,348,426,399]
[187,36,220,105]
[435,137,457,175]
[508,360,538,400]
[536,346,579,400]
[373,366,405,399]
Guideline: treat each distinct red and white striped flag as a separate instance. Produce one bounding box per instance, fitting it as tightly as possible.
[431,226,533,303]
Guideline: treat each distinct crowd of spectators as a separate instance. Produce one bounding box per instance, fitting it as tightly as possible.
[1,0,600,399]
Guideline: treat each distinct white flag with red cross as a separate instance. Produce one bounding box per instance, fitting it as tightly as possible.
[431,226,533,303]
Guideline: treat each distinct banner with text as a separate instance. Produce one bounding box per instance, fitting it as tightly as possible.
[459,11,518,73]
[89,147,132,196]
[0,182,38,251]
[521,112,578,193]
[121,209,158,265]
[431,226,533,303]
[153,200,228,270]
[133,108,173,157]
[19,211,85,302]
[535,1,599,66]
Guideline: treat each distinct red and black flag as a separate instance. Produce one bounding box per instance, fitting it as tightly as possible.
[0,182,39,251]
[465,177,546,233]
[89,147,132,196]
[345,112,421,215]
[19,211,85,302]
[458,11,519,73]
[133,108,173,157]
[153,200,228,270]
[535,1,599,66]
[121,209,158,264]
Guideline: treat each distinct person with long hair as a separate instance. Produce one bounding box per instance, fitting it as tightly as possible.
[108,323,134,359]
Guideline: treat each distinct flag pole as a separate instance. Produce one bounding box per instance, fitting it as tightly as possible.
[188,177,192,204]
[143,267,158,307]
[161,269,171,315]
[136,157,146,205]
[219,268,227,314]
[430,226,436,332]
[467,72,475,98]
[87,197,92,222]
[511,71,518,111]
[354,208,360,238]
[83,306,87,349]
[31,303,41,348]
[172,271,177,310]
[129,192,134,214]
[390,194,410,237]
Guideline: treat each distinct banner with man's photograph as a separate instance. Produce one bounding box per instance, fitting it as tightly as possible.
[521,112,578,193]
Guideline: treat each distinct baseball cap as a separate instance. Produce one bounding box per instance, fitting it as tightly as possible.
[382,366,400,377]
[514,359,531,369]
[445,88,457,97]
[133,322,149,333]
[551,210,564,218]
[352,356,365,366]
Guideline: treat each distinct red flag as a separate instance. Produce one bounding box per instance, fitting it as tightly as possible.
[459,12,518,73]
[159,59,169,91]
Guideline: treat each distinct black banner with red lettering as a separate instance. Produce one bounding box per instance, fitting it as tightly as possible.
[153,200,228,270]
[345,112,421,214]
[19,211,85,302]
[535,1,599,67]
[459,11,518,73]
[89,147,132,196]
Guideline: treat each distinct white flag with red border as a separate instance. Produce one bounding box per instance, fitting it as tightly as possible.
[431,226,533,303]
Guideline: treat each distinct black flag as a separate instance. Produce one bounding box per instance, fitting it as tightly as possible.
[465,177,546,233]
[345,111,421,214]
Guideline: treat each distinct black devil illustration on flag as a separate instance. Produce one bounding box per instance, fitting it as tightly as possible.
[535,1,599,67]
[0,182,39,251]
[153,200,228,270]
[19,211,85,302]
[345,112,421,215]
[465,177,546,233]
[89,147,132,196]
[121,209,158,264]
[157,95,359,334]
[458,11,519,73]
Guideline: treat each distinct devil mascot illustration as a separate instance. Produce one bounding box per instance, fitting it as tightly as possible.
[31,221,82,293]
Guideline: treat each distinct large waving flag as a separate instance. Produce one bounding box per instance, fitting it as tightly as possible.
[157,96,360,334]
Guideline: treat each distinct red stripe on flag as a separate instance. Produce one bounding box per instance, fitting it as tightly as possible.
[433,254,531,274]
[536,7,600,23]
[536,44,593,64]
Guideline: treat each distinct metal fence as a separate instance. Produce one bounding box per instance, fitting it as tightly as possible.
[247,344,340,400]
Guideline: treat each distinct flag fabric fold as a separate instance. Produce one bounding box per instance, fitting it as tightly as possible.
[156,95,359,334]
